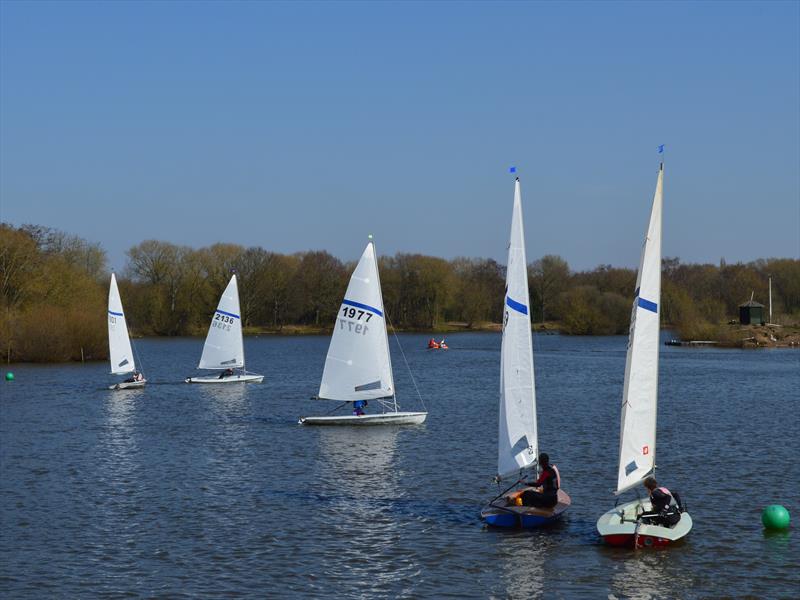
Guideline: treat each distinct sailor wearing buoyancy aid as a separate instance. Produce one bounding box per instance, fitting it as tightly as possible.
[641,476,681,526]
[520,453,561,508]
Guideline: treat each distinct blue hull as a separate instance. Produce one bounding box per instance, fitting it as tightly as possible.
[482,508,565,529]
[481,489,571,529]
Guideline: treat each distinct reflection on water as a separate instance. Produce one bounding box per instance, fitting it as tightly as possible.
[316,426,399,498]
[311,426,420,594]
[607,552,673,600]
[102,391,139,479]
[196,380,250,409]
[763,528,792,558]
[493,530,551,599]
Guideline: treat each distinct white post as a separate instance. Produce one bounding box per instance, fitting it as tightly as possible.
[769,276,773,324]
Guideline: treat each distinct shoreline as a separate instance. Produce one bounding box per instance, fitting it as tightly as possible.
[5,323,797,366]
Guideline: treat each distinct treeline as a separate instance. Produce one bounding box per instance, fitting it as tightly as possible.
[1,224,108,362]
[2,223,799,362]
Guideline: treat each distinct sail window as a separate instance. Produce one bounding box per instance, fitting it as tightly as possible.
[355,380,381,392]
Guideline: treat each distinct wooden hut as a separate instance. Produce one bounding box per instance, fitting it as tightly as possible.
[739,300,765,325]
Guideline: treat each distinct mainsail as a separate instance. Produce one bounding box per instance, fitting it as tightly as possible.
[497,177,538,481]
[108,273,136,375]
[616,164,664,494]
[318,240,394,402]
[198,274,245,370]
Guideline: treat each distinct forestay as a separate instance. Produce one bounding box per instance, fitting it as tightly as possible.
[616,165,664,494]
[108,273,136,375]
[319,241,394,402]
[497,178,538,481]
[199,274,245,370]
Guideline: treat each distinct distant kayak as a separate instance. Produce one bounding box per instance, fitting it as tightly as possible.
[427,338,448,350]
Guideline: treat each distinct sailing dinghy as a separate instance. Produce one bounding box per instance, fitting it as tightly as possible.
[481,177,570,528]
[108,273,146,390]
[299,237,427,426]
[596,163,692,547]
[185,274,263,384]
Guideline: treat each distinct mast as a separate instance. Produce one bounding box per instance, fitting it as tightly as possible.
[497,175,537,481]
[615,162,663,495]
[198,274,245,371]
[318,239,394,405]
[370,235,398,413]
[108,272,136,375]
[237,272,245,375]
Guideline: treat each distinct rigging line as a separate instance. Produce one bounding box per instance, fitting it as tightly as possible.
[325,401,349,415]
[490,477,523,503]
[129,322,146,377]
[385,313,427,412]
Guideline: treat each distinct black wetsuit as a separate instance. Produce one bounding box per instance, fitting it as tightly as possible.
[641,487,680,527]
[520,465,559,508]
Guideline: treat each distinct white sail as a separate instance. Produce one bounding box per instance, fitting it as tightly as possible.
[319,241,394,402]
[108,273,136,375]
[497,177,538,481]
[615,164,664,494]
[198,274,245,370]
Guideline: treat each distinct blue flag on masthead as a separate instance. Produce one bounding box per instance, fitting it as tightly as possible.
[657,145,665,154]
[509,166,517,173]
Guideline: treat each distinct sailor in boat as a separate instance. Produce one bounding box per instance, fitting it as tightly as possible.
[427,338,439,349]
[639,477,681,527]
[353,400,368,416]
[218,368,234,380]
[123,371,143,383]
[517,453,560,508]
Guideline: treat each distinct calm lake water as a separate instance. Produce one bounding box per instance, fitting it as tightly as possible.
[1,333,798,599]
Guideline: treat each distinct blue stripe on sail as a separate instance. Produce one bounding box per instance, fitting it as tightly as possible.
[216,309,241,319]
[506,296,528,315]
[342,299,383,317]
[638,297,658,313]
[108,310,123,316]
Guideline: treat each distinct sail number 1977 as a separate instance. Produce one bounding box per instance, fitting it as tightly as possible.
[342,307,373,322]
[339,306,374,335]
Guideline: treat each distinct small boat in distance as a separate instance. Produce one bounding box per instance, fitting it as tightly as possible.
[108,273,146,390]
[481,176,570,528]
[299,236,427,426]
[427,338,448,350]
[185,274,263,384]
[596,163,693,548]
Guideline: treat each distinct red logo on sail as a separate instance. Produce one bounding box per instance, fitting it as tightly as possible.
[642,445,649,455]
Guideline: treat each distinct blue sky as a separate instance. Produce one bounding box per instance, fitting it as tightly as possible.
[1,1,798,271]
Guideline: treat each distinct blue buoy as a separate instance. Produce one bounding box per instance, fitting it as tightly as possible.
[5,372,13,381]
[762,505,791,530]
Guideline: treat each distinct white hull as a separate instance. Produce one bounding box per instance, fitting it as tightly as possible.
[299,411,427,426]
[109,379,147,390]
[597,498,693,547]
[185,374,264,384]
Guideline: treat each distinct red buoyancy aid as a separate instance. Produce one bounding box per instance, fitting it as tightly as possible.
[552,464,561,490]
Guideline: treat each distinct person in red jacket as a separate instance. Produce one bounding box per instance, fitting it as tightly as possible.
[520,453,561,508]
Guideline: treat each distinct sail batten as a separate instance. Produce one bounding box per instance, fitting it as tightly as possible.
[497,178,538,480]
[198,275,245,370]
[615,166,664,494]
[108,273,136,375]
[318,241,394,402]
